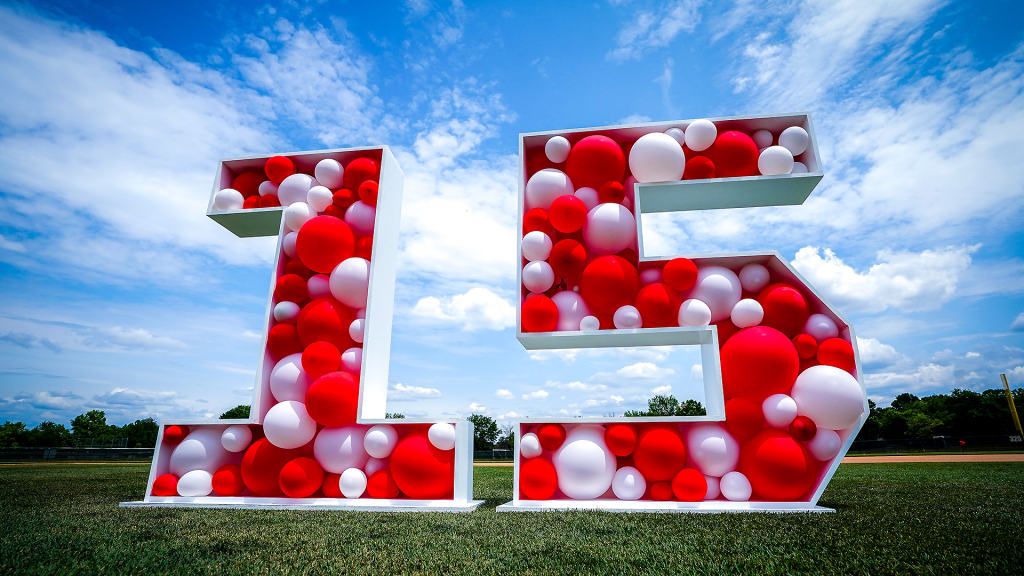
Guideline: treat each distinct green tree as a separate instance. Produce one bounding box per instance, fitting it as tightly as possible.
[26,421,74,447]
[856,399,881,440]
[678,399,707,416]
[467,414,498,450]
[906,412,944,438]
[219,405,250,419]
[497,423,515,450]
[70,410,111,442]
[0,421,28,447]
[117,418,158,448]
[891,393,920,411]
[624,395,706,417]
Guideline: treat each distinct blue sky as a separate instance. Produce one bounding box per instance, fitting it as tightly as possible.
[1,0,1023,427]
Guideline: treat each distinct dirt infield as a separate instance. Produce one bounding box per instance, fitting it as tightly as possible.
[842,453,1024,463]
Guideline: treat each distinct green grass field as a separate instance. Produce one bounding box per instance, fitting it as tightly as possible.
[1,463,1022,575]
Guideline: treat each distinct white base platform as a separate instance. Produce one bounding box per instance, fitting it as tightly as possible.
[121,498,485,513]
[496,500,833,513]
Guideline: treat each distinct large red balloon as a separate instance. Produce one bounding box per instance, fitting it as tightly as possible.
[683,156,715,180]
[671,468,708,501]
[520,457,558,499]
[279,457,324,498]
[296,216,356,274]
[740,429,818,501]
[305,371,359,426]
[566,135,625,190]
[721,326,799,402]
[580,256,640,315]
[662,258,697,291]
[634,282,682,326]
[264,156,295,183]
[725,397,765,442]
[523,208,552,235]
[163,425,188,445]
[633,426,686,482]
[548,195,587,233]
[275,274,308,304]
[707,131,759,178]
[521,294,558,332]
[537,424,566,451]
[548,239,587,284]
[390,432,454,499]
[817,338,856,372]
[343,157,379,192]
[604,424,637,457]
[366,470,400,498]
[152,473,178,496]
[267,323,303,358]
[296,297,356,351]
[302,341,341,379]
[715,319,739,348]
[212,464,245,496]
[232,170,264,198]
[240,438,301,497]
[321,473,343,498]
[757,283,809,338]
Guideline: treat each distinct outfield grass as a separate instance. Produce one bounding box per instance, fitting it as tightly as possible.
[1,463,1022,575]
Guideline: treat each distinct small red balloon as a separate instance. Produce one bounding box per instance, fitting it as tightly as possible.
[232,170,264,198]
[548,195,587,233]
[725,396,765,442]
[241,437,301,497]
[757,283,809,338]
[275,273,308,304]
[633,426,686,482]
[305,371,359,427]
[296,215,356,274]
[152,473,178,496]
[358,180,379,206]
[604,424,637,457]
[523,208,552,235]
[566,135,625,190]
[355,236,373,261]
[265,156,296,184]
[163,425,188,445]
[302,341,342,379]
[259,195,281,208]
[671,468,708,501]
[634,282,682,326]
[792,334,818,359]
[243,195,260,209]
[580,255,641,315]
[323,205,345,218]
[707,131,759,178]
[721,326,799,402]
[212,464,245,496]
[548,239,587,284]
[344,157,379,192]
[284,260,313,280]
[268,323,303,358]
[296,297,356,351]
[789,415,817,441]
[740,429,818,501]
[683,156,716,180]
[390,431,454,499]
[537,424,566,451]
[366,469,400,498]
[321,473,343,498]
[520,457,558,499]
[598,181,625,204]
[650,481,674,501]
[662,258,698,291]
[279,457,324,498]
[333,188,357,210]
[817,338,856,372]
[521,294,558,333]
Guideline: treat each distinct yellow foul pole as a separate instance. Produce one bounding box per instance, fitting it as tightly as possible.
[1002,374,1023,437]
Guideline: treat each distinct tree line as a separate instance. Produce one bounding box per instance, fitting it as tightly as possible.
[0,410,159,448]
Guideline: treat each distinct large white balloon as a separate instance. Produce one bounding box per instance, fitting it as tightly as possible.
[341,347,362,373]
[684,119,717,152]
[221,425,253,453]
[779,126,809,155]
[213,188,244,211]
[685,423,740,477]
[629,132,686,183]
[762,394,798,428]
[574,187,600,212]
[428,423,457,451]
[803,314,839,343]
[720,471,752,501]
[263,401,317,449]
[681,266,742,323]
[730,299,764,328]
[758,146,794,176]
[314,425,370,473]
[552,291,592,331]
[613,305,643,329]
[363,425,398,459]
[521,231,553,262]
[274,301,301,324]
[582,203,636,255]
[552,425,616,499]
[314,159,345,189]
[525,169,574,211]
[704,475,721,500]
[738,263,770,293]
[344,201,376,236]
[522,261,555,293]
[751,129,773,149]
[678,298,712,327]
[330,257,370,308]
[520,432,543,459]
[307,185,334,212]
[611,466,647,501]
[806,428,842,461]
[278,173,315,206]
[269,354,312,403]
[284,202,314,231]
[791,365,865,430]
[169,427,234,476]
[283,232,299,258]
[307,274,331,300]
[177,470,214,497]
[339,468,367,498]
[664,127,686,147]
[545,136,571,163]
[258,180,279,197]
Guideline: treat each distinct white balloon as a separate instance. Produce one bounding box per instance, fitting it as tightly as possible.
[623,175,638,204]
[640,267,663,285]
[574,187,600,212]
[730,298,764,328]
[525,169,574,211]
[738,263,770,293]
[307,274,332,299]
[791,161,808,174]
[341,347,362,373]
[169,427,234,476]
[274,301,301,324]
[314,159,345,189]
[583,203,636,255]
[177,470,214,497]
[364,457,389,477]
[330,257,370,308]
[682,266,742,323]
[686,423,740,477]
[284,202,314,231]
[221,425,252,453]
[678,298,712,327]
[259,180,279,197]
[664,127,686,147]
[684,119,717,152]
[520,432,543,459]
[579,315,600,331]
[613,305,643,329]
[629,132,686,183]
[269,353,312,403]
[751,129,773,149]
[612,466,647,501]
[758,146,794,176]
[355,308,366,319]
[704,475,721,500]
[803,314,839,343]
[621,196,633,212]
[779,126,809,155]
[314,425,370,473]
[763,394,799,428]
[349,319,365,344]
[344,201,376,236]
[720,471,752,501]
[278,173,314,206]
[428,423,457,451]
[545,136,571,163]
[552,424,616,499]
[363,425,398,458]
[339,468,367,498]
[263,401,317,449]
[307,185,334,212]
[806,428,842,461]
[522,261,555,293]
[521,231,553,262]
[552,291,592,331]
[791,365,864,430]
[213,188,244,211]
[283,232,299,259]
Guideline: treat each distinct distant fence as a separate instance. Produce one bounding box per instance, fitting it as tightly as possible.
[0,447,154,462]
[473,449,513,461]
[850,434,1023,454]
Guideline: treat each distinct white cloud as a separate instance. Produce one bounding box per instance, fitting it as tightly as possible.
[497,411,522,421]
[690,363,703,381]
[864,363,955,393]
[608,0,705,62]
[528,349,579,363]
[81,327,188,351]
[652,385,672,394]
[546,380,608,392]
[1008,366,1024,383]
[0,234,26,253]
[616,362,675,379]
[1012,312,1024,332]
[468,402,487,413]
[522,390,549,400]
[856,337,904,370]
[411,287,515,331]
[495,389,514,400]
[387,382,442,400]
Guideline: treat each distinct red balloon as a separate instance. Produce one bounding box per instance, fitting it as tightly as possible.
[725,396,765,442]
[633,426,686,482]
[537,424,566,451]
[527,150,558,175]
[323,204,346,218]
[264,156,295,184]
[740,429,818,501]
[241,438,301,497]
[152,473,178,496]
[358,180,379,206]
[800,356,820,373]
[548,195,587,233]
[707,131,759,178]
[279,457,324,498]
[321,473,343,498]
[634,283,682,326]
[305,371,359,427]
[715,319,739,348]
[366,469,400,498]
[671,468,708,501]
[163,425,188,445]
[650,481,674,501]
[721,326,799,402]
[683,156,716,180]
[523,208,552,235]
[391,432,454,499]
[662,258,698,291]
[232,170,264,198]
[580,256,640,315]
[521,294,558,333]
[275,274,308,304]
[333,188,357,210]
[566,135,625,190]
[817,338,856,372]
[792,333,818,359]
[549,239,587,284]
[243,195,260,209]
[520,457,558,499]
[259,195,281,208]
[757,283,809,338]
[284,260,313,280]
[604,424,637,457]
[343,157,379,192]
[296,216,356,274]
[598,181,625,204]
[302,341,341,379]
[267,324,303,358]
[355,235,373,261]
[212,464,245,496]
[789,415,817,441]
[296,297,356,351]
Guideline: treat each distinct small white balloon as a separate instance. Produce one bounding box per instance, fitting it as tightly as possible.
[283,232,299,259]
[339,468,367,498]
[259,180,279,197]
[552,424,616,499]
[621,196,632,211]
[758,146,795,176]
[525,169,574,211]
[355,308,366,319]
[730,298,764,328]
[613,305,643,329]
[640,267,663,285]
[428,423,457,451]
[520,432,542,459]
[363,425,398,458]
[284,202,314,231]
[682,266,743,323]
[349,319,365,344]
[803,314,839,343]
[552,290,592,331]
[274,301,301,324]
[221,425,253,453]
[704,475,721,500]
[169,427,233,476]
[751,129,773,149]
[307,274,332,299]
[263,400,317,449]
[545,136,571,163]
[330,257,370,308]
[738,263,770,293]
[791,365,865,430]
[313,425,370,473]
[522,261,555,293]
[521,231,553,262]
[314,158,345,189]
[582,203,636,255]
[684,119,717,152]
[762,394,799,428]
[779,126,809,156]
[720,471,752,501]
[612,466,647,501]
[686,423,740,477]
[579,315,600,331]
[791,161,809,173]
[344,201,376,236]
[623,175,638,204]
[629,132,686,183]
[664,127,686,147]
[213,188,244,211]
[806,428,842,461]
[269,353,312,403]
[364,457,389,477]
[679,298,712,327]
[177,470,214,497]
[278,173,315,206]
[574,187,600,212]
[307,185,334,212]
[341,347,362,373]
